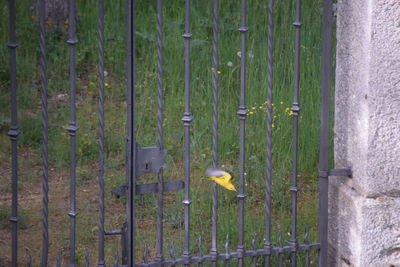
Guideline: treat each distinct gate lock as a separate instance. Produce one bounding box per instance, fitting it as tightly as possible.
[136,144,167,177]
[112,143,184,198]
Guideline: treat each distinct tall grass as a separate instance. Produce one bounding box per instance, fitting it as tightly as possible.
[0,0,326,265]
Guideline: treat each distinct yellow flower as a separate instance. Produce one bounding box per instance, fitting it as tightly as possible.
[104,82,109,87]
[211,67,215,72]
[288,111,294,116]
[285,107,290,112]
[64,19,69,25]
[280,101,284,105]
[217,71,221,75]
[272,103,275,106]
[264,101,268,104]
[259,106,263,109]
[252,107,256,110]
[249,111,254,115]
[273,115,277,119]
[206,168,237,192]
[272,124,275,128]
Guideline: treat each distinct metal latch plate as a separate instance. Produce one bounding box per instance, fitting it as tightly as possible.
[136,145,167,178]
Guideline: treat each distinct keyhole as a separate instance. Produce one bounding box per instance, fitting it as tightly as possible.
[145,162,150,171]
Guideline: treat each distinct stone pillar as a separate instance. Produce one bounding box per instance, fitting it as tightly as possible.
[331,0,400,266]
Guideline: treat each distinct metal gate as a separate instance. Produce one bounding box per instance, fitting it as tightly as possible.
[3,0,350,266]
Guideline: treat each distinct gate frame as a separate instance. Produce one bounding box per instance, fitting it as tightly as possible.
[3,0,349,266]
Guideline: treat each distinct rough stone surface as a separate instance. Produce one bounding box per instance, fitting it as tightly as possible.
[329,182,400,266]
[331,0,400,265]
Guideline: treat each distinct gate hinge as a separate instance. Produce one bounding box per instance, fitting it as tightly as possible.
[332,3,338,17]
[319,167,352,178]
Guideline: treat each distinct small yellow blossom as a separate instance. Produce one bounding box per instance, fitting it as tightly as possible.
[211,67,215,72]
[280,101,284,105]
[288,110,294,116]
[252,107,256,110]
[249,111,254,115]
[104,82,109,87]
[64,19,69,25]
[272,103,275,106]
[259,106,263,109]
[217,71,221,74]
[285,107,290,112]
[273,115,277,119]
[272,124,275,128]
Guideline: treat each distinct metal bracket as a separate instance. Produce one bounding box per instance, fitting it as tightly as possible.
[332,3,338,17]
[319,167,352,178]
[112,143,185,198]
[112,180,185,197]
[136,144,167,178]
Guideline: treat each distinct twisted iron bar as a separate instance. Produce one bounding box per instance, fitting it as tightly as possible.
[7,0,19,266]
[97,0,106,265]
[211,0,219,266]
[264,0,274,266]
[156,0,164,262]
[39,0,49,266]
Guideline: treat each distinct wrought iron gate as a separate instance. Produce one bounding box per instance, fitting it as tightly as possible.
[2,0,350,266]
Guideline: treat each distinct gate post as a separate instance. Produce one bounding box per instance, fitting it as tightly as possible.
[330,0,400,266]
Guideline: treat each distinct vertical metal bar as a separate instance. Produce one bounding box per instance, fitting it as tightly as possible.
[264,0,274,266]
[237,0,248,266]
[278,231,283,267]
[304,226,310,267]
[7,0,19,266]
[156,0,164,262]
[67,0,78,265]
[224,234,230,267]
[211,0,219,265]
[197,237,203,267]
[39,0,49,266]
[251,233,257,267]
[126,0,137,265]
[97,0,105,264]
[182,0,193,265]
[290,0,302,265]
[319,0,333,266]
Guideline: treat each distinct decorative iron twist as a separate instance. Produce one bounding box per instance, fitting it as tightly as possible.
[211,0,219,265]
[156,0,164,262]
[39,0,49,266]
[264,1,274,267]
[97,0,105,265]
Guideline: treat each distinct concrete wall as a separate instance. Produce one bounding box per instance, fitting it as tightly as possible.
[331,0,400,266]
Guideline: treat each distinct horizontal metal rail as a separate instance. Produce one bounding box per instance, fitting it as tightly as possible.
[113,243,320,267]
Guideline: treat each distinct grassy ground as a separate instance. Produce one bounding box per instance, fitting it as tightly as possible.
[0,0,328,265]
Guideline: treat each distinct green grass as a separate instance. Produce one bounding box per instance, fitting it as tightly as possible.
[0,0,328,265]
